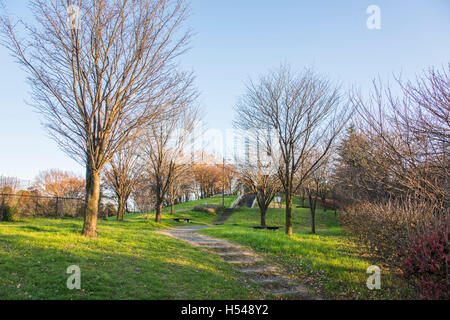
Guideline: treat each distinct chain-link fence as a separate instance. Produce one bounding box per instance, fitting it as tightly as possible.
[0,193,85,218]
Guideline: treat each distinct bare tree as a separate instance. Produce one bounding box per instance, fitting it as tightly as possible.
[340,65,450,298]
[1,0,193,237]
[351,65,449,206]
[0,175,21,209]
[193,163,222,198]
[142,99,198,223]
[236,135,281,227]
[132,174,155,214]
[168,164,193,214]
[234,65,350,236]
[103,139,142,221]
[303,154,331,234]
[191,151,227,199]
[240,165,281,227]
[0,175,20,194]
[33,169,85,198]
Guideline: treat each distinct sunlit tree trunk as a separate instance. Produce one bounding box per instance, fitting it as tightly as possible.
[117,196,125,221]
[260,207,267,227]
[308,194,317,234]
[1,0,194,238]
[155,199,163,223]
[301,189,305,207]
[285,191,293,236]
[83,166,100,237]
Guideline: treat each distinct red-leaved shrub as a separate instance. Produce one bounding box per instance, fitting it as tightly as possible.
[399,225,449,300]
[340,200,449,299]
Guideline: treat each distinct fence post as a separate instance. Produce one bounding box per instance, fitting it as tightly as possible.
[55,197,59,217]
[0,196,4,220]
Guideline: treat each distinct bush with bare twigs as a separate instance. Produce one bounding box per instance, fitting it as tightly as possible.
[338,64,449,299]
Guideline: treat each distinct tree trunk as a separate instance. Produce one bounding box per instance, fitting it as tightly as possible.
[117,196,125,221]
[260,207,267,227]
[82,167,100,238]
[285,192,293,236]
[309,194,316,234]
[171,200,175,215]
[98,190,103,216]
[155,199,163,223]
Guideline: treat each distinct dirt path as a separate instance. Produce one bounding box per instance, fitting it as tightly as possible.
[213,207,235,225]
[157,225,318,300]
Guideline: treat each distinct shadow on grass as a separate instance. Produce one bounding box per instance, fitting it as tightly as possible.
[0,218,262,300]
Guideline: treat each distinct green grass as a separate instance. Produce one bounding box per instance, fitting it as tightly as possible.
[154,195,238,225]
[0,195,265,300]
[199,198,415,300]
[164,195,238,212]
[0,194,414,299]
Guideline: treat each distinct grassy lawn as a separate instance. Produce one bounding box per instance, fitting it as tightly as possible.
[199,198,415,300]
[0,195,266,300]
[164,195,238,212]
[156,195,238,225]
[0,194,414,300]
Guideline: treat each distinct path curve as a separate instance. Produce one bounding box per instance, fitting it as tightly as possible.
[157,225,318,300]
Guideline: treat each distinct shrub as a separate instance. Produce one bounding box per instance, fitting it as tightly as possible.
[1,204,20,222]
[340,199,449,299]
[340,200,443,265]
[104,203,117,217]
[98,203,117,218]
[193,206,215,214]
[76,203,86,217]
[193,205,224,214]
[399,226,449,300]
[340,201,411,265]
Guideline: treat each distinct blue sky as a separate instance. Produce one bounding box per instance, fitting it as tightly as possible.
[0,0,449,181]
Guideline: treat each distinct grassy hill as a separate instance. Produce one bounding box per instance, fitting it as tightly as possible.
[0,195,413,299]
[0,196,265,299]
[199,198,415,299]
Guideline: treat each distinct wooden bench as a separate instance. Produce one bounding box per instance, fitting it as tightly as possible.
[172,218,192,223]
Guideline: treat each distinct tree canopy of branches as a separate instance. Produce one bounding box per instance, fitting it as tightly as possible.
[132,177,154,214]
[33,169,85,198]
[234,65,350,236]
[303,154,332,233]
[350,65,449,207]
[192,161,235,199]
[239,164,281,227]
[1,0,193,237]
[0,175,20,194]
[0,175,21,208]
[236,135,281,227]
[142,96,198,223]
[338,64,449,298]
[103,139,142,221]
[193,164,220,198]
[168,165,194,215]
